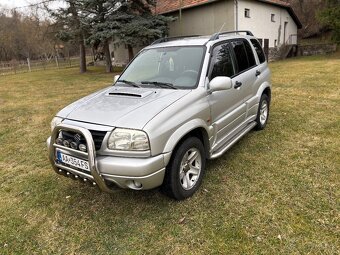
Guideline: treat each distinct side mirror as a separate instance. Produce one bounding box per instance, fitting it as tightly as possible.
[209,76,232,92]
[113,74,120,84]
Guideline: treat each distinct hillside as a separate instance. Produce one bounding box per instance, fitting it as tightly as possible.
[287,0,329,39]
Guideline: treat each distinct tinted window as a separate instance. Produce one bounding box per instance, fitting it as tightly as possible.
[231,40,249,73]
[210,43,234,79]
[251,39,266,63]
[244,40,256,67]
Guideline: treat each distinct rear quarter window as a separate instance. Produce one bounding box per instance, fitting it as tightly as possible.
[250,39,266,63]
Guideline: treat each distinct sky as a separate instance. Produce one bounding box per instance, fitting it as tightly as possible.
[0,0,64,10]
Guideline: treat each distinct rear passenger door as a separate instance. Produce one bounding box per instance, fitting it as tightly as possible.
[230,39,258,122]
[246,39,269,119]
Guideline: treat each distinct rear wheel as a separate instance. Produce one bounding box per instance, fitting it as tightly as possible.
[162,137,206,200]
[255,94,270,130]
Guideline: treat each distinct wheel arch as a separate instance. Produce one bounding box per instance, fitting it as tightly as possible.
[257,81,272,104]
[163,119,211,165]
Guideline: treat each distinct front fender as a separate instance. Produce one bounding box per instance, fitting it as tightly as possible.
[162,119,212,165]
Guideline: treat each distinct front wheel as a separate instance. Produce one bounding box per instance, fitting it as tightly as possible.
[255,94,270,130]
[161,137,206,200]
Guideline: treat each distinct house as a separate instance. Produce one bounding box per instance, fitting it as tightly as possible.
[110,0,302,64]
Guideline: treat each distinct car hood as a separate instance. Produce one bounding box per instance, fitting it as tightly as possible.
[57,86,191,129]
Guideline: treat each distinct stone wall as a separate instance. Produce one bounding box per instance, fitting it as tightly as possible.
[268,43,337,61]
[298,44,337,56]
[268,47,280,62]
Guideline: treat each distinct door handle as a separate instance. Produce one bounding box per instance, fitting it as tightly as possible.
[234,81,243,89]
[256,70,261,77]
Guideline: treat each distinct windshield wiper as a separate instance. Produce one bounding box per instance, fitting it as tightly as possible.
[117,79,141,88]
[141,81,178,90]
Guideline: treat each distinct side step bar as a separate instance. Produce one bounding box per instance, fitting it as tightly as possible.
[210,122,256,159]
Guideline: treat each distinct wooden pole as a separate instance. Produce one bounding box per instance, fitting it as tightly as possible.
[27,58,31,72]
[55,55,59,69]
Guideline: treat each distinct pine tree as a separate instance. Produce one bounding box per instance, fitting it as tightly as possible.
[114,0,174,61]
[51,0,89,73]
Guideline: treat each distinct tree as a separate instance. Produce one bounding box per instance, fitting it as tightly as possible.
[50,0,89,73]
[115,0,174,61]
[317,0,340,43]
[0,9,55,62]
[82,0,173,72]
[81,0,120,73]
[49,0,172,73]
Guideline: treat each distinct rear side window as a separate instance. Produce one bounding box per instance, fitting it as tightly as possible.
[210,43,235,79]
[250,39,266,63]
[243,40,256,67]
[231,40,250,73]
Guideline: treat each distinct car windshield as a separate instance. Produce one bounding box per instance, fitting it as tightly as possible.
[118,46,205,89]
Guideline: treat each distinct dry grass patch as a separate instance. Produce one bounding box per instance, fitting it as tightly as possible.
[0,57,339,254]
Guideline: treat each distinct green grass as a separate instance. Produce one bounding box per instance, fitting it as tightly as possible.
[0,56,339,254]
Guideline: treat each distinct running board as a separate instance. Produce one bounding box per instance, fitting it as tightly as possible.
[210,122,256,159]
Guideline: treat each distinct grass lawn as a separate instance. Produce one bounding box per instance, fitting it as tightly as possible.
[0,55,339,254]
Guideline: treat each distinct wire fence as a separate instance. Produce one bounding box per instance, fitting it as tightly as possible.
[0,56,93,76]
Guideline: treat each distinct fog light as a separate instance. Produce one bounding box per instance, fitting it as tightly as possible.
[56,138,64,145]
[133,180,142,189]
[63,140,70,147]
[79,144,87,152]
[70,142,78,150]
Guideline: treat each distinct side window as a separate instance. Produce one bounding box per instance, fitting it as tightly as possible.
[243,40,256,67]
[250,39,266,63]
[231,40,249,73]
[210,43,235,80]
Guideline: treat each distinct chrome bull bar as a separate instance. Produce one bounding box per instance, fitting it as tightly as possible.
[49,123,114,193]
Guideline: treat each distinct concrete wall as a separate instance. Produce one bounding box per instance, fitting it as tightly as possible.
[167,0,235,36]
[238,0,298,47]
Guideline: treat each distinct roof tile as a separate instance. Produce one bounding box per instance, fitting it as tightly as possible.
[156,0,291,14]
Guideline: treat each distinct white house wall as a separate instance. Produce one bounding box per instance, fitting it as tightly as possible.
[109,42,143,66]
[168,1,235,37]
[238,0,298,47]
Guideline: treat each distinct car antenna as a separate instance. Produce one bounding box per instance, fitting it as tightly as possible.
[218,22,226,34]
[205,23,226,45]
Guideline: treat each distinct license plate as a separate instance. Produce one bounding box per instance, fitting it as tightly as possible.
[56,151,89,172]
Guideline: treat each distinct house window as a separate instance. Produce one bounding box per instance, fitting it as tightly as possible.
[271,14,275,22]
[244,8,250,18]
[274,40,277,47]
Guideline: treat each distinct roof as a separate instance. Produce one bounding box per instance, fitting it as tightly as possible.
[156,0,302,29]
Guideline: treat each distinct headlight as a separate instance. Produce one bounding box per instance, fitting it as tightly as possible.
[107,128,150,151]
[51,117,63,131]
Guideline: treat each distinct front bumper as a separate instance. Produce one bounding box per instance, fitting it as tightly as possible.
[47,124,167,192]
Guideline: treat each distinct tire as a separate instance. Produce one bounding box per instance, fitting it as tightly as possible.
[161,137,206,200]
[255,94,270,130]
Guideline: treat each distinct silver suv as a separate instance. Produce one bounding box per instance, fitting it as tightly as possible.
[47,31,271,200]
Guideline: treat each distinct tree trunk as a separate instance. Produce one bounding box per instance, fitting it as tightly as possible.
[128,45,134,62]
[103,40,113,73]
[79,40,87,73]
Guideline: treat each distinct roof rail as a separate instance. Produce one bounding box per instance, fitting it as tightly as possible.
[151,35,201,45]
[208,30,254,42]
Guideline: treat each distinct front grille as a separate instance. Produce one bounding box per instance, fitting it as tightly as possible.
[60,130,107,151]
[89,130,107,150]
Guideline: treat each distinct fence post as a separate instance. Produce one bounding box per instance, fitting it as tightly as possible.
[27,58,31,72]
[55,55,59,69]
